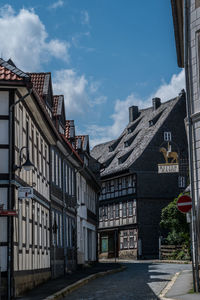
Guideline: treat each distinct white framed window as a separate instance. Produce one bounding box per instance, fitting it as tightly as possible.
[26,204,29,251]
[128,201,133,216]
[122,202,127,217]
[18,200,22,250]
[41,211,44,252]
[59,157,62,188]
[164,132,172,141]
[178,176,186,188]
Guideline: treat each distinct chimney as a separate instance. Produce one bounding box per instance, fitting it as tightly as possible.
[152,97,161,110]
[129,106,139,123]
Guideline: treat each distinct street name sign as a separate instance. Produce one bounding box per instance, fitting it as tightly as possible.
[18,187,33,199]
[177,195,192,213]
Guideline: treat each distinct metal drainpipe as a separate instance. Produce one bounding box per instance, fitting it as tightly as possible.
[8,89,32,300]
[184,0,200,292]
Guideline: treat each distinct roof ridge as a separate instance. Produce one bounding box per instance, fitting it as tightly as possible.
[0,58,29,79]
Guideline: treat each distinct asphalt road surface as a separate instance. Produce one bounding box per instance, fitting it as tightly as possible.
[64,261,191,300]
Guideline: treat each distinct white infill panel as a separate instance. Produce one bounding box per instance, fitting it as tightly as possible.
[0,246,7,271]
[0,149,8,173]
[0,120,8,144]
[0,91,9,115]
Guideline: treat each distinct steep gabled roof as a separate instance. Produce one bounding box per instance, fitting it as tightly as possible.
[91,94,184,177]
[28,72,51,98]
[0,58,30,81]
[53,95,64,116]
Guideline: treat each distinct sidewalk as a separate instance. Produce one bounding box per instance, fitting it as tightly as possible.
[17,262,123,300]
[162,269,200,300]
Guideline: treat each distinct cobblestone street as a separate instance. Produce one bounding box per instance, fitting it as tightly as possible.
[64,262,191,300]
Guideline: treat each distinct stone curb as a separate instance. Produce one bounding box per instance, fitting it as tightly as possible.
[159,271,180,300]
[43,265,126,300]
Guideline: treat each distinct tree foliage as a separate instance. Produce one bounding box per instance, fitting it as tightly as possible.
[160,194,190,246]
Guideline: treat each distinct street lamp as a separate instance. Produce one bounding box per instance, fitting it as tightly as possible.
[14,146,34,172]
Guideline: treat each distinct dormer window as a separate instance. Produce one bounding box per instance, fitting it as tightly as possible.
[109,135,124,152]
[124,131,140,147]
[128,118,141,134]
[149,110,164,127]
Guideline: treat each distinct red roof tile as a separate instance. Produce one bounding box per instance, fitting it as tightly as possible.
[0,66,24,81]
[28,73,48,97]
[53,95,59,116]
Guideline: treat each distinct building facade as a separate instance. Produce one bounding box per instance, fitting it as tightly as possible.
[0,58,99,298]
[171,0,200,289]
[92,93,188,259]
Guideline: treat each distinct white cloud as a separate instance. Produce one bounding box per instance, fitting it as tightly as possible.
[53,69,89,117]
[48,0,64,9]
[53,68,107,118]
[88,70,185,148]
[0,5,70,71]
[81,10,89,25]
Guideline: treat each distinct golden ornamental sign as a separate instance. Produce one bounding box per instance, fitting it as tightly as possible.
[158,142,179,173]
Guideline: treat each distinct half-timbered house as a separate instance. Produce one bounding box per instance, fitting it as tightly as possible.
[91,92,188,259]
[0,59,62,297]
[65,121,100,265]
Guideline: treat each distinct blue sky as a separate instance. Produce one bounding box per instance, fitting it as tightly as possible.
[0,1,185,147]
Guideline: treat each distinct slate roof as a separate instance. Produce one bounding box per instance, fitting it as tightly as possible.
[91,95,183,177]
[0,58,29,81]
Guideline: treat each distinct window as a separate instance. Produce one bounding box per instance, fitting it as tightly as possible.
[115,204,119,218]
[104,206,108,219]
[110,205,114,219]
[55,153,58,186]
[123,231,128,248]
[59,157,62,188]
[178,176,186,188]
[52,149,54,182]
[99,207,103,220]
[128,202,133,216]
[31,125,34,164]
[32,204,35,252]
[41,211,44,252]
[164,132,171,141]
[129,230,135,248]
[36,133,39,171]
[26,204,29,251]
[122,202,127,217]
[18,200,22,250]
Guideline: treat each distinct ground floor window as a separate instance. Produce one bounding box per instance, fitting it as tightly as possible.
[120,229,137,250]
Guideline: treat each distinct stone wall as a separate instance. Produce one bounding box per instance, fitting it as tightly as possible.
[119,249,137,259]
[14,270,51,297]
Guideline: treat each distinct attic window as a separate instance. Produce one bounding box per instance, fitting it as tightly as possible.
[109,135,124,152]
[127,118,142,134]
[124,131,140,147]
[149,110,164,127]
[118,149,133,164]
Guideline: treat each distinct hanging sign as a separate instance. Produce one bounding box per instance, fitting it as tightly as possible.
[18,187,33,199]
[158,142,179,173]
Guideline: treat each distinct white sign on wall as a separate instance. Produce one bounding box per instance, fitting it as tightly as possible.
[18,187,33,199]
[158,164,179,173]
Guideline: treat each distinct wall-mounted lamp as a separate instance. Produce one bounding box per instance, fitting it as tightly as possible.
[14,146,34,172]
